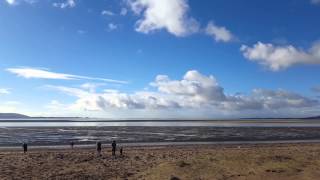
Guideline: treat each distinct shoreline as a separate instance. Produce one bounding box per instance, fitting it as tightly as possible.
[2,139,320,151]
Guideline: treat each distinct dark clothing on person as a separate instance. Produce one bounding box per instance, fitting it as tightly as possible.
[97,142,102,155]
[120,147,123,156]
[112,141,116,156]
[23,143,27,153]
[70,141,74,149]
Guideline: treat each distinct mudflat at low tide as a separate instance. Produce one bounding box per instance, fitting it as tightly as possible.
[1,143,320,180]
[2,126,320,146]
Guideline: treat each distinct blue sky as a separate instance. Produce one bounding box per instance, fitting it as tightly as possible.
[0,0,320,118]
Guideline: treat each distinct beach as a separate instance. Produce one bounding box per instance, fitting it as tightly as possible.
[1,143,320,180]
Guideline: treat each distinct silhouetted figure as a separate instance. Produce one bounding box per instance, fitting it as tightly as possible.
[22,143,28,153]
[112,141,116,156]
[97,141,102,156]
[70,141,74,149]
[120,147,123,156]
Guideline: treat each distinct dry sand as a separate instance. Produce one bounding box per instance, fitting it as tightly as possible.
[1,143,320,180]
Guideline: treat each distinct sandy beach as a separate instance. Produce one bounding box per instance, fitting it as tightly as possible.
[1,143,320,180]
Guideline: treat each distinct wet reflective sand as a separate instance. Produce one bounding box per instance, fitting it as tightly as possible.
[2,126,320,146]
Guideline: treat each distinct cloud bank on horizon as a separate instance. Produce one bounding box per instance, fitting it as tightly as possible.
[1,0,320,118]
[39,70,320,118]
[47,70,318,112]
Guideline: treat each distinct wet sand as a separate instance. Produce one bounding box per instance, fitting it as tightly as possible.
[3,126,320,146]
[1,143,320,180]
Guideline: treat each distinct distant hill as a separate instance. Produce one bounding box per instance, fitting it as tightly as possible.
[0,113,30,119]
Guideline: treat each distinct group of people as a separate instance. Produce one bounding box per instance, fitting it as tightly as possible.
[22,140,123,156]
[95,140,123,156]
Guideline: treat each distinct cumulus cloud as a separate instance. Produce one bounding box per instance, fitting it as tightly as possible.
[127,0,199,37]
[6,67,128,84]
[49,85,181,111]
[126,0,234,41]
[205,21,234,42]
[221,89,318,111]
[53,0,76,9]
[150,70,226,107]
[240,42,320,71]
[6,0,234,42]
[0,88,10,95]
[47,70,318,115]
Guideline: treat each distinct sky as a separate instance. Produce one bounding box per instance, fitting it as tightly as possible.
[0,0,320,119]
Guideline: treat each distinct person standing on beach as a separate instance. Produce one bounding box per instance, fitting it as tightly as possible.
[22,143,28,153]
[70,141,74,149]
[97,141,102,156]
[120,147,123,156]
[112,140,116,156]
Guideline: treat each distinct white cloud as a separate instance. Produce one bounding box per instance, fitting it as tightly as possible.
[205,21,234,42]
[49,85,180,111]
[48,70,318,116]
[5,0,36,5]
[221,89,318,111]
[5,0,16,5]
[101,10,114,16]
[108,23,118,31]
[5,0,234,43]
[53,0,76,9]
[127,0,199,37]
[127,0,234,42]
[0,88,10,95]
[150,70,226,106]
[6,67,128,84]
[240,42,320,71]
[120,7,128,16]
